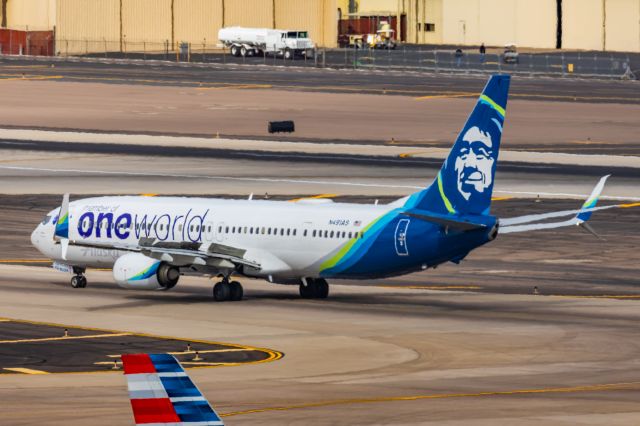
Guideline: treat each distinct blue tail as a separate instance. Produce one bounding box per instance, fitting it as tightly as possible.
[405,75,510,216]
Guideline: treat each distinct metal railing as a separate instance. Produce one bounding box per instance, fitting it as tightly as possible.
[1,38,636,80]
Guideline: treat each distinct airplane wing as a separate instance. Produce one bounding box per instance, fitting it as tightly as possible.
[499,175,614,234]
[121,353,224,426]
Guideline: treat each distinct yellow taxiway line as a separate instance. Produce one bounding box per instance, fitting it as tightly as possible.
[0,75,63,82]
[3,367,50,375]
[105,348,251,358]
[380,285,482,290]
[0,316,283,374]
[196,84,272,91]
[415,92,478,100]
[0,332,132,344]
[288,194,337,202]
[220,381,640,418]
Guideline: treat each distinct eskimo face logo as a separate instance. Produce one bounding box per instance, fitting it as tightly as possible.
[454,126,494,200]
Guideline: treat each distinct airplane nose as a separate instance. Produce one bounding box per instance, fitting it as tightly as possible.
[31,226,44,252]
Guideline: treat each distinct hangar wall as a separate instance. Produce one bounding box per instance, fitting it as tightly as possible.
[5,0,56,30]
[440,0,556,48]
[563,0,603,50]
[605,0,640,51]
[174,0,224,47]
[55,0,337,53]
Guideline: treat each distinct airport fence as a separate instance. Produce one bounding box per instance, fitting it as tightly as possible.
[1,37,637,80]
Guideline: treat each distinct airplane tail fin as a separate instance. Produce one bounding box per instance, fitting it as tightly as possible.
[404,75,510,216]
[121,353,224,426]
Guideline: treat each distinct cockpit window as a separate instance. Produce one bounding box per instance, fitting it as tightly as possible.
[41,215,52,225]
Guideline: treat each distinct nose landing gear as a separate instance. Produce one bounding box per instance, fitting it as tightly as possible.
[213,278,243,302]
[70,267,87,288]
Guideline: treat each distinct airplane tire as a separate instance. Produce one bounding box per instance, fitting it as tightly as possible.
[213,282,231,302]
[71,275,87,288]
[229,281,243,301]
[315,279,329,299]
[299,282,312,299]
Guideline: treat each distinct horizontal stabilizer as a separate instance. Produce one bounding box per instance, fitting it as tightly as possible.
[403,209,488,231]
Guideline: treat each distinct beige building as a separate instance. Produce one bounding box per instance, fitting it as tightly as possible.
[54,0,338,53]
[1,0,56,30]
[1,0,639,52]
[347,0,640,52]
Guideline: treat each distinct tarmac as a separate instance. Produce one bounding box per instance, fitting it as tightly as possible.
[0,57,638,425]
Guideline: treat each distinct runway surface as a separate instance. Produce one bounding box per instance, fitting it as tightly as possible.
[1,57,640,103]
[0,150,638,200]
[0,260,639,424]
[0,318,280,374]
[1,79,640,156]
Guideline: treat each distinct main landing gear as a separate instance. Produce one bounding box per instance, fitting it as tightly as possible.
[70,267,87,288]
[213,278,243,302]
[299,278,329,299]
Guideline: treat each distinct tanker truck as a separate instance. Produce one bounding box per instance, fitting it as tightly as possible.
[218,27,315,59]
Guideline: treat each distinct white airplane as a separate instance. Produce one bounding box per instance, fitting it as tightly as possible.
[30,75,616,301]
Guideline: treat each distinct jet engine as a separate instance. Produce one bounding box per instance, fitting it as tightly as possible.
[113,253,180,290]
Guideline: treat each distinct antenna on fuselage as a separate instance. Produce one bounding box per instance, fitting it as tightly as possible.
[248,193,253,200]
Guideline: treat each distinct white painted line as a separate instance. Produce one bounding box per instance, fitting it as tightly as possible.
[0,165,637,201]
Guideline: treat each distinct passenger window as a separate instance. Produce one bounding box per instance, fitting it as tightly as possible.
[225,226,229,233]
[293,229,297,236]
[261,227,266,234]
[324,230,328,238]
[218,226,222,233]
[330,231,334,238]
[179,225,183,232]
[287,228,291,236]
[303,230,307,237]
[267,228,271,235]
[312,230,316,237]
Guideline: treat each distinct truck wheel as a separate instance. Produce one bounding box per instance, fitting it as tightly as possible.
[240,46,247,57]
[284,48,293,60]
[230,45,240,57]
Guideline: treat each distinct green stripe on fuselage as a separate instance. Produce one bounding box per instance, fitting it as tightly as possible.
[319,214,384,271]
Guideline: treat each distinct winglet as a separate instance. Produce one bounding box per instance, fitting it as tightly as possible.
[54,193,70,240]
[54,193,70,260]
[575,175,610,240]
[576,175,610,223]
[121,353,224,426]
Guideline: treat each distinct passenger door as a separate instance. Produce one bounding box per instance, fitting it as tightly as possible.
[394,219,410,256]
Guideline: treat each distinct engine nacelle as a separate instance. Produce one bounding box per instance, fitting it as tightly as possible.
[113,253,180,290]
